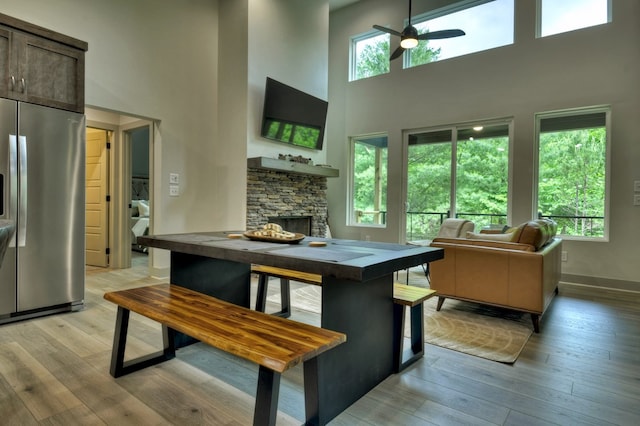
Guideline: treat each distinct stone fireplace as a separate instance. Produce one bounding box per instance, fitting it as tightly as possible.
[246,157,339,237]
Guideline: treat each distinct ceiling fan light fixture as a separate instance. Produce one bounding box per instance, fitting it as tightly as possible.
[372,0,465,60]
[400,37,418,49]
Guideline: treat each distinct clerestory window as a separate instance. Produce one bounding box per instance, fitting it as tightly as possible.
[537,0,611,38]
[406,0,514,68]
[350,31,389,82]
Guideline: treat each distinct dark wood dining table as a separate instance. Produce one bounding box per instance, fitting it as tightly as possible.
[138,231,444,425]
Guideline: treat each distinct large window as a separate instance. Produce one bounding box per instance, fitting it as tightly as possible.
[407,0,514,68]
[538,0,610,38]
[350,31,389,81]
[536,108,609,239]
[350,135,388,226]
[406,121,510,241]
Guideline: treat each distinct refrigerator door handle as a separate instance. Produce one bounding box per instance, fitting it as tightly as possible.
[18,135,27,247]
[8,135,18,247]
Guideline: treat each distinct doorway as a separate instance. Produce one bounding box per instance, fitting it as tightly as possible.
[127,126,151,263]
[85,108,155,269]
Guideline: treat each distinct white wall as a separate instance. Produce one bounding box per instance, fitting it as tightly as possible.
[2,0,221,274]
[2,0,330,275]
[247,0,329,165]
[215,0,330,231]
[327,0,640,290]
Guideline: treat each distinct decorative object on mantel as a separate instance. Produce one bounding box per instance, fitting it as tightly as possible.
[278,153,313,165]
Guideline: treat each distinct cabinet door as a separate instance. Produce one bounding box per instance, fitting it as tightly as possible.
[14,32,85,113]
[0,27,11,99]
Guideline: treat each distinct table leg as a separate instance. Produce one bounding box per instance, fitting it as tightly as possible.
[315,274,394,424]
[170,252,251,347]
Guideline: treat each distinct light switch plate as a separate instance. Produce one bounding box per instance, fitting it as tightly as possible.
[634,194,640,206]
[169,185,179,196]
[635,180,640,192]
[169,173,180,184]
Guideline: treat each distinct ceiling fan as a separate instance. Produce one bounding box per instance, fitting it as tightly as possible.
[373,0,465,60]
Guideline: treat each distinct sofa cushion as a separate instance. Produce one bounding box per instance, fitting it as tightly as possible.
[516,219,557,250]
[437,219,475,238]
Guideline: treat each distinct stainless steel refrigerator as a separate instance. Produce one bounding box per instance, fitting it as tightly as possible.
[0,98,85,323]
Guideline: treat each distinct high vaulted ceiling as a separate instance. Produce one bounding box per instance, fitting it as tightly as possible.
[329,0,360,12]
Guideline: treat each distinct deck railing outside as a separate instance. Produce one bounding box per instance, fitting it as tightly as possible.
[357,210,605,240]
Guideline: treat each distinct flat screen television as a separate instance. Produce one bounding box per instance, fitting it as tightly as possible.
[260,77,328,150]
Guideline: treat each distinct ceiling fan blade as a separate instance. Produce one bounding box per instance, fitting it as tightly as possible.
[373,24,403,37]
[417,29,466,40]
[390,46,405,61]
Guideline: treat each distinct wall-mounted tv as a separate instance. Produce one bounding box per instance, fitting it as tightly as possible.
[260,77,328,150]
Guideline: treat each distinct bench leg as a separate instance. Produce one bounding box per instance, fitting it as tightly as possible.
[393,303,425,373]
[109,306,176,378]
[255,274,268,312]
[279,278,291,317]
[255,274,291,318]
[303,357,320,425]
[254,365,281,426]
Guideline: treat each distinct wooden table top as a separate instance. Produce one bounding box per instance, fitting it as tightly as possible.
[138,232,444,282]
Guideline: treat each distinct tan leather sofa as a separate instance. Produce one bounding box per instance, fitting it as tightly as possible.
[429,219,561,332]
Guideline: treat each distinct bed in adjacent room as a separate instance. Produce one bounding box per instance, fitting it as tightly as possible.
[131,177,149,252]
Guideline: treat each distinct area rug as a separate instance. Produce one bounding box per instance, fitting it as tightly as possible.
[268,286,532,363]
[421,297,533,363]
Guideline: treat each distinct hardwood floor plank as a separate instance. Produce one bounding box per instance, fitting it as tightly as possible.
[414,399,497,426]
[0,375,39,425]
[431,352,640,426]
[0,342,83,421]
[332,390,439,425]
[31,315,109,358]
[39,404,106,425]
[571,380,640,416]
[410,359,618,425]
[503,409,558,426]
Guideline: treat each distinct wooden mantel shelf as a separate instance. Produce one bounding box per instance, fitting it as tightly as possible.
[247,157,339,178]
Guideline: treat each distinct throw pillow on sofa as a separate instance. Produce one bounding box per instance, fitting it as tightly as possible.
[466,229,519,242]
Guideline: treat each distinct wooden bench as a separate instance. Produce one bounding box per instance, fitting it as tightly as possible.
[103,283,346,426]
[392,284,437,372]
[252,265,436,372]
[252,264,323,318]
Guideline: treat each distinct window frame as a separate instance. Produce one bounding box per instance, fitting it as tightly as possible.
[348,133,389,228]
[349,29,390,82]
[533,106,611,241]
[402,118,513,241]
[405,0,514,69]
[536,0,612,38]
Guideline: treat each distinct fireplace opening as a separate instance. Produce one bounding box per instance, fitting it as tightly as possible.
[268,216,312,236]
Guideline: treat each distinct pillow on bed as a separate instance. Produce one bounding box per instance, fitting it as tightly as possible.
[137,200,150,217]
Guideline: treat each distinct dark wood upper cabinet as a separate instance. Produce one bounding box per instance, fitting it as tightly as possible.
[0,13,87,113]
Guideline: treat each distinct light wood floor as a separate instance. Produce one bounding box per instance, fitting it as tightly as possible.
[1,256,639,425]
